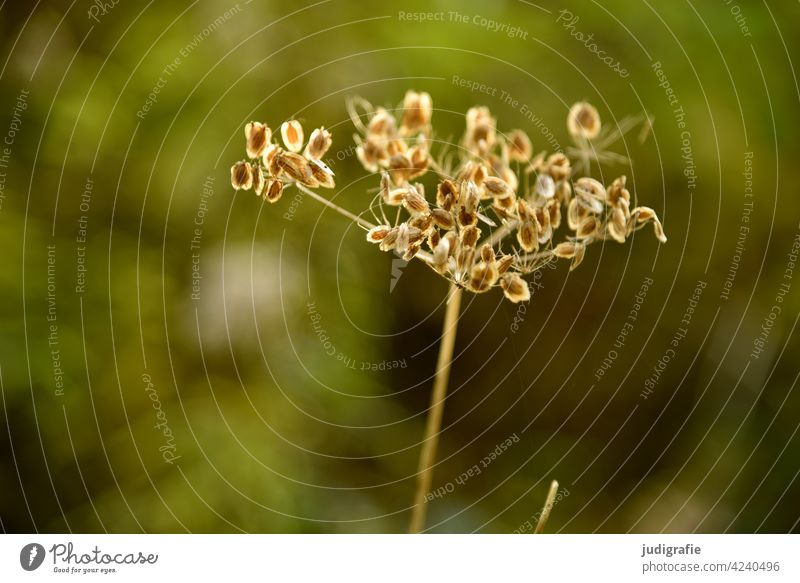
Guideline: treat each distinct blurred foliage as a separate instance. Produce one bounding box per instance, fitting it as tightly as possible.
[0,0,799,533]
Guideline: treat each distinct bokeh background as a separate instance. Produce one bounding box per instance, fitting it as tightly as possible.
[1,0,799,533]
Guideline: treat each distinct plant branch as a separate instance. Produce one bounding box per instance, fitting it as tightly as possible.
[409,282,463,533]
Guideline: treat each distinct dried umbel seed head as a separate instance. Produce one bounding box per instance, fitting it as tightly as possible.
[264,179,283,203]
[245,122,270,159]
[401,90,432,135]
[281,120,304,153]
[500,273,530,303]
[231,161,253,190]
[567,102,601,140]
[304,127,332,160]
[507,129,532,162]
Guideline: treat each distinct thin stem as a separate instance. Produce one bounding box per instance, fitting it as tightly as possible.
[409,282,463,533]
[534,479,559,534]
[295,183,376,230]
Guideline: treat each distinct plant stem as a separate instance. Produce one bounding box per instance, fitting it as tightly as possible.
[295,183,376,230]
[534,480,559,534]
[409,282,463,533]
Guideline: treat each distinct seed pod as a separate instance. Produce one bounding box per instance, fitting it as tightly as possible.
[576,216,599,239]
[281,120,304,153]
[471,163,489,187]
[546,198,562,230]
[264,179,283,203]
[388,154,412,184]
[632,206,656,223]
[366,225,392,243]
[409,214,433,235]
[500,273,530,303]
[402,186,430,216]
[608,206,627,243]
[496,254,514,274]
[517,221,539,253]
[309,159,335,188]
[432,236,450,273]
[460,180,480,213]
[385,188,407,206]
[395,223,411,254]
[431,208,455,230]
[607,175,630,206]
[245,122,270,159]
[403,241,422,261]
[263,144,282,177]
[468,261,498,293]
[554,241,587,269]
[556,179,572,204]
[304,127,332,160]
[507,129,532,162]
[400,90,432,135]
[480,243,496,264]
[460,224,480,249]
[231,161,253,190]
[535,173,556,199]
[437,179,458,211]
[535,206,552,244]
[653,218,667,243]
[574,177,606,214]
[567,101,601,140]
[379,227,398,251]
[253,165,266,196]
[546,153,572,182]
[368,107,397,137]
[277,151,317,186]
[483,176,511,198]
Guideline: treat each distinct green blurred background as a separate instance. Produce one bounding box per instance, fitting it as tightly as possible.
[1,0,799,533]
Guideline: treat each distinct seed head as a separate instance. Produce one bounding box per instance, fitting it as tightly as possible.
[567,102,601,140]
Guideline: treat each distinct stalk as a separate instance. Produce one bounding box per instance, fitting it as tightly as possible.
[409,282,463,533]
[534,480,559,534]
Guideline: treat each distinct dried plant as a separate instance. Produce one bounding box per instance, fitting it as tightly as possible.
[230,91,665,533]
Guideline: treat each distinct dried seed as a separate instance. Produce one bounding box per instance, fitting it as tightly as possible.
[517,221,539,253]
[264,179,283,203]
[231,161,253,190]
[379,227,399,251]
[281,120,304,153]
[431,208,455,230]
[576,216,599,239]
[437,179,458,211]
[483,176,511,198]
[388,154,412,184]
[480,243,496,264]
[607,175,630,206]
[263,144,282,177]
[277,151,317,186]
[468,261,498,293]
[547,198,562,230]
[500,273,530,303]
[535,173,556,199]
[400,90,432,135]
[309,159,335,188]
[496,254,514,274]
[253,164,266,196]
[402,186,430,216]
[304,127,332,159]
[567,102,601,140]
[245,122,270,159]
[608,206,627,243]
[432,236,450,273]
[366,225,392,243]
[507,129,532,162]
[368,107,397,137]
[460,224,480,248]
[546,153,572,182]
